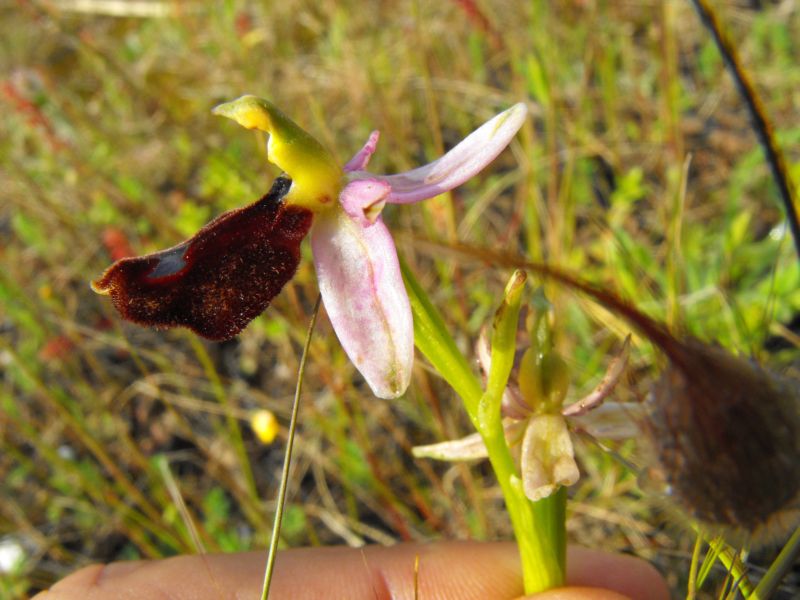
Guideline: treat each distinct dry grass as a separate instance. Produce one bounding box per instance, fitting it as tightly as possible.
[1,0,798,597]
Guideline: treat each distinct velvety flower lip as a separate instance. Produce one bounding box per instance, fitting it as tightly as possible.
[93,97,527,401]
[91,176,312,341]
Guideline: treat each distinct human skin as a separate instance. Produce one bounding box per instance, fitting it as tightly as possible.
[35,542,669,600]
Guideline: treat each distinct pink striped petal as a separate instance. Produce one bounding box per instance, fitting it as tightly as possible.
[343,130,380,172]
[311,208,413,399]
[379,103,527,204]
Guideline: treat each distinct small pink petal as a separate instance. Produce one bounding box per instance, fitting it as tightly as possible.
[381,103,527,204]
[413,431,489,461]
[562,335,630,417]
[343,130,380,173]
[339,178,391,228]
[311,208,413,399]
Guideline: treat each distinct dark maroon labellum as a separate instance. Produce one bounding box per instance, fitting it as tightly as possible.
[92,176,313,340]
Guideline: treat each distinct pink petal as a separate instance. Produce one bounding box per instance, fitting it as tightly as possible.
[339,178,391,228]
[311,208,413,399]
[413,431,489,461]
[379,103,527,204]
[343,130,380,173]
[562,335,631,417]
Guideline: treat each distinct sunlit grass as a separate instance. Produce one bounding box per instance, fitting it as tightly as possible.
[1,0,798,596]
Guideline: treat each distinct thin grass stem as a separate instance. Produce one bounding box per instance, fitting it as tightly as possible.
[260,295,322,600]
[753,525,800,600]
[686,535,702,600]
[704,535,753,599]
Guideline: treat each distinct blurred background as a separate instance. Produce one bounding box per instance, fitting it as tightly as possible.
[1,0,798,597]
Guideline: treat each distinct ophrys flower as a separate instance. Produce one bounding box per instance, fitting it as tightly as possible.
[93,95,527,399]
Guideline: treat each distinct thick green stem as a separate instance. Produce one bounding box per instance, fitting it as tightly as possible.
[401,259,483,418]
[402,261,565,593]
[481,417,565,592]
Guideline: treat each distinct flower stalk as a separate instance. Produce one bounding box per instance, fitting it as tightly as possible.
[402,262,565,593]
[92,95,558,589]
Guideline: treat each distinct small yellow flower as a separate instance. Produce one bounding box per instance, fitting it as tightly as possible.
[250,409,280,445]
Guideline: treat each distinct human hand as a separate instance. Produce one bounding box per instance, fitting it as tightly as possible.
[34,541,669,600]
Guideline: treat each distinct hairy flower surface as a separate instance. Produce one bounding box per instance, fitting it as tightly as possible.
[93,96,526,398]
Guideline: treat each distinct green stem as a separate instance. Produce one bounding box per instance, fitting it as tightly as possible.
[402,261,565,593]
[702,534,753,598]
[753,525,800,600]
[481,421,565,592]
[401,259,483,418]
[686,535,702,599]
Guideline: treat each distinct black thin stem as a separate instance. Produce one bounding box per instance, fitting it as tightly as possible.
[689,0,800,262]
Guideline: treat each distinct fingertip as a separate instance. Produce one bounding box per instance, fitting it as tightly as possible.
[32,564,104,599]
[34,562,151,599]
[33,542,669,600]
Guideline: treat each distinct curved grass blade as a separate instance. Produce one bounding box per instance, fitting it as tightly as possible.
[689,0,800,262]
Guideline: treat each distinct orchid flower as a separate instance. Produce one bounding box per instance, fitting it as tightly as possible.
[413,333,635,501]
[92,95,527,399]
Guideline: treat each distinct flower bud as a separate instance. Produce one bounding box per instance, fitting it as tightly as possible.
[518,348,570,414]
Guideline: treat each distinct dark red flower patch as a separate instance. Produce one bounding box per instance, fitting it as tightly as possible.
[92,177,313,340]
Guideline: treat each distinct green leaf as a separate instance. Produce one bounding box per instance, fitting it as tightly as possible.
[400,258,483,419]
